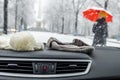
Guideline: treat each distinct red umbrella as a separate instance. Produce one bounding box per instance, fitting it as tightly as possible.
[83,7,112,22]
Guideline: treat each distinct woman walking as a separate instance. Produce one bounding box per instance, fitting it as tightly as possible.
[92,18,108,46]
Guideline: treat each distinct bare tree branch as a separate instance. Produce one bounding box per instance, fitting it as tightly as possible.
[93,0,104,8]
[3,0,8,34]
[78,0,87,13]
[76,0,81,13]
[105,0,109,9]
[72,0,87,13]
[72,0,76,13]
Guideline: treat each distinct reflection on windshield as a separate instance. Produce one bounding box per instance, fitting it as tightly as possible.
[0,0,120,47]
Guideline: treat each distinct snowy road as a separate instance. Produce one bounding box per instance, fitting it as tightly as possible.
[29,31,120,48]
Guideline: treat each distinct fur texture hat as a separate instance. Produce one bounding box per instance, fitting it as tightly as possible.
[0,31,44,51]
[10,31,44,51]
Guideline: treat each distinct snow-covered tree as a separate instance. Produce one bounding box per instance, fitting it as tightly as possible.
[15,0,36,31]
[42,0,120,38]
[1,0,37,32]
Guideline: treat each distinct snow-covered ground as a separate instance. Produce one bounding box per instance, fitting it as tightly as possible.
[29,31,120,48]
[1,31,120,48]
[87,36,120,47]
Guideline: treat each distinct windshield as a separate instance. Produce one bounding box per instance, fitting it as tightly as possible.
[0,0,119,48]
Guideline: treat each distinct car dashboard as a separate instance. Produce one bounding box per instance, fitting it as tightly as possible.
[0,47,120,80]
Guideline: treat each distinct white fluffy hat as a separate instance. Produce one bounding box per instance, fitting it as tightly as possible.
[9,31,44,51]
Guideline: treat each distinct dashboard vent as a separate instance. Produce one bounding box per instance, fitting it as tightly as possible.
[0,59,92,78]
[0,61,33,74]
[56,61,89,74]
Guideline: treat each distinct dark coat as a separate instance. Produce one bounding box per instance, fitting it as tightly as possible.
[92,22,108,46]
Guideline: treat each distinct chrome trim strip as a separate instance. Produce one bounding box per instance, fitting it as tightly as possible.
[0,58,92,78]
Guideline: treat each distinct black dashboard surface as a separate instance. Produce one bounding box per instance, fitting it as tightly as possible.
[0,49,90,59]
[0,47,120,80]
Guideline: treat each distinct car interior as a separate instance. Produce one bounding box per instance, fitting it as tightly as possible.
[0,0,120,80]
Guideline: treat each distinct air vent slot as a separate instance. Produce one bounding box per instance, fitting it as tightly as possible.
[0,61,33,74]
[0,59,92,78]
[56,62,89,74]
